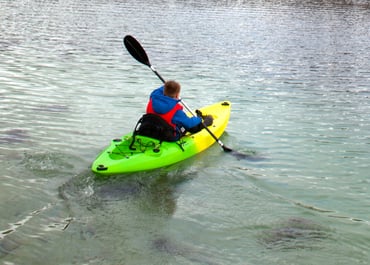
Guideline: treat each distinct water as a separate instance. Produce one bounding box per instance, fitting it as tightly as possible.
[1,0,370,264]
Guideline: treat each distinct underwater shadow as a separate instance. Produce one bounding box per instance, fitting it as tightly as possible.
[58,166,198,217]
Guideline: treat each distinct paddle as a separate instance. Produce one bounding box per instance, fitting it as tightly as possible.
[123,35,247,157]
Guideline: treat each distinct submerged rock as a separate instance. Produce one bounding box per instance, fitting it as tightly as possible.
[0,129,29,144]
[0,236,20,258]
[151,237,220,265]
[152,238,185,256]
[259,217,331,250]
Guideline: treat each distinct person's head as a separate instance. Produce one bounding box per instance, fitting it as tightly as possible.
[164,80,181,99]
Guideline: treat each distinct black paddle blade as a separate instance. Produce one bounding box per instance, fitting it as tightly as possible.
[222,144,253,160]
[231,150,252,160]
[123,35,151,67]
[222,145,233,152]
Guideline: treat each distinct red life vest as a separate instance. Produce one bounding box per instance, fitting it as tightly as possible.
[146,99,183,130]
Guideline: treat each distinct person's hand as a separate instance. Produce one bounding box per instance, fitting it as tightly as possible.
[203,115,213,127]
[196,109,203,118]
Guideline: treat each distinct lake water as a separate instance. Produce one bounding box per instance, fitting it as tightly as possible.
[1,0,370,264]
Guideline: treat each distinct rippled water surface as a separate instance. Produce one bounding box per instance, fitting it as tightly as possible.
[1,0,370,264]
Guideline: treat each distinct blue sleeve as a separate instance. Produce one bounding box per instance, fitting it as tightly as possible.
[172,110,202,130]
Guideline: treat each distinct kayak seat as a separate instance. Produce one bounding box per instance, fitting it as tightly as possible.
[129,114,177,150]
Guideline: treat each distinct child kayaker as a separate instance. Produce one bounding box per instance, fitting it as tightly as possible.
[145,80,213,141]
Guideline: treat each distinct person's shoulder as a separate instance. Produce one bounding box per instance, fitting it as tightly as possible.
[150,86,164,97]
[156,85,164,93]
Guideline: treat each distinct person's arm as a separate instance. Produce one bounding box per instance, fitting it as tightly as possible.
[173,111,213,134]
[187,115,213,133]
[172,111,202,130]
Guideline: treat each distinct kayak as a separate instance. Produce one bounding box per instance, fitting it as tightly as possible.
[91,101,231,175]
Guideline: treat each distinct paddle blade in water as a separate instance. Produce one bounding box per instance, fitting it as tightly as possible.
[222,145,251,160]
[231,150,251,160]
[123,35,151,67]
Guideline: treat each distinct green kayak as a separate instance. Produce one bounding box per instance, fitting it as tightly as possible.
[91,101,231,175]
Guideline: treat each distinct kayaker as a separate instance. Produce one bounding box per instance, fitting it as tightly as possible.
[146,80,213,141]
